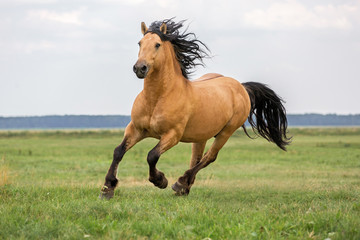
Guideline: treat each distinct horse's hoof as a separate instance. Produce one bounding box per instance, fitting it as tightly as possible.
[99,186,114,200]
[155,177,168,189]
[149,172,168,189]
[171,181,189,196]
[150,177,168,189]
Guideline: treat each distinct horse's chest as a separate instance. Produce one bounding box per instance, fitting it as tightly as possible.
[132,106,168,137]
[132,93,188,137]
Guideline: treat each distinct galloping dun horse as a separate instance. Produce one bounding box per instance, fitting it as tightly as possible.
[100,19,290,199]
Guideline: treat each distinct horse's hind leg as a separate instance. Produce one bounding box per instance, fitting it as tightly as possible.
[100,122,144,200]
[190,142,206,168]
[172,128,235,196]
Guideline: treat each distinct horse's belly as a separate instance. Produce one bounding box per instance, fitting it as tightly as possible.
[181,106,233,142]
[180,126,224,142]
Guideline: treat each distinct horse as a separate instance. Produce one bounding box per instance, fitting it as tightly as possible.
[100,19,291,199]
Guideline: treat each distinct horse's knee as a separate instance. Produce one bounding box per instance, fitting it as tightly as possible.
[113,142,127,161]
[147,147,160,167]
[113,147,121,160]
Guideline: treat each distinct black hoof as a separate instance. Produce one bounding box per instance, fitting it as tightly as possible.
[99,186,114,200]
[171,181,189,196]
[156,177,168,189]
[149,172,168,189]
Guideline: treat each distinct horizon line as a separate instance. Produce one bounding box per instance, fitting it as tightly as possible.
[1,113,360,118]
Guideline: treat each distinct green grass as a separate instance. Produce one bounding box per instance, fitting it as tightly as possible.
[0,128,359,239]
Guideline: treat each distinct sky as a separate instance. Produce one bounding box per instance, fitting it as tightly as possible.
[1,0,360,116]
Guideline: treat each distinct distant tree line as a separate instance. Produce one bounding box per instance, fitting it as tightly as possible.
[287,114,360,126]
[0,115,131,129]
[0,114,359,129]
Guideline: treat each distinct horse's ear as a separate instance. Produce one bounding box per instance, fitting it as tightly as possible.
[141,22,148,35]
[160,23,167,34]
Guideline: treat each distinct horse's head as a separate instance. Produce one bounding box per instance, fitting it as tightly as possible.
[133,19,210,79]
[133,22,168,79]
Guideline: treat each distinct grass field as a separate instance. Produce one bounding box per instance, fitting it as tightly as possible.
[0,128,359,239]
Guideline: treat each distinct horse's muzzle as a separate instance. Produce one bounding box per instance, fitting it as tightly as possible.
[133,62,148,79]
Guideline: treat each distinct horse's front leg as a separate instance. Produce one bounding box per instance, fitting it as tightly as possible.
[100,122,144,200]
[147,130,181,189]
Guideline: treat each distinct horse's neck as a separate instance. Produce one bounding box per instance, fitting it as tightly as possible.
[143,52,187,105]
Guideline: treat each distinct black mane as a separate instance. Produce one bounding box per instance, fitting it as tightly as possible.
[146,19,210,79]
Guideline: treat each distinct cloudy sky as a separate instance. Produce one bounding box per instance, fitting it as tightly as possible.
[1,0,359,116]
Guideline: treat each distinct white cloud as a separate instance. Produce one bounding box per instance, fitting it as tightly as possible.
[27,8,85,25]
[14,40,56,54]
[243,1,357,30]
[0,0,57,6]
[101,0,146,6]
[88,18,119,31]
[155,0,179,9]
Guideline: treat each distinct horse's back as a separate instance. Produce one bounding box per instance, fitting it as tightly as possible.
[191,75,247,99]
[191,76,250,116]
[192,73,223,82]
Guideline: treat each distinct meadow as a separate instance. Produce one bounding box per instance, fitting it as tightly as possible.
[0,128,359,239]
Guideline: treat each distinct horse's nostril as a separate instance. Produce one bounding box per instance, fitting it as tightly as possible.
[141,65,147,72]
[133,65,137,73]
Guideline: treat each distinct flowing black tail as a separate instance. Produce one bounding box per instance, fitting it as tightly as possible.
[242,82,291,151]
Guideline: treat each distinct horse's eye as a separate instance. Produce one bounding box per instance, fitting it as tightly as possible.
[155,43,161,49]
